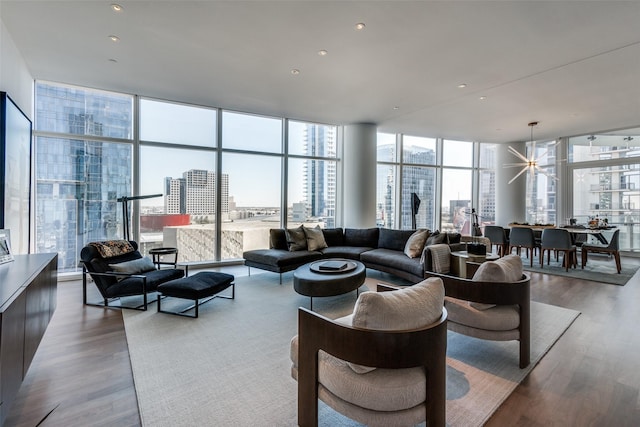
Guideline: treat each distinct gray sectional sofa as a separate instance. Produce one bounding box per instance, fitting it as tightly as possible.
[242,227,467,283]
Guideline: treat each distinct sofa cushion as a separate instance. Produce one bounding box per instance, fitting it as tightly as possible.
[403,229,429,258]
[445,296,520,331]
[285,226,307,251]
[320,246,372,260]
[344,227,379,248]
[289,335,426,412]
[105,268,185,297]
[378,228,416,252]
[304,225,328,251]
[360,249,424,278]
[109,256,156,275]
[469,254,523,310]
[243,249,322,268]
[322,228,345,247]
[269,229,288,250]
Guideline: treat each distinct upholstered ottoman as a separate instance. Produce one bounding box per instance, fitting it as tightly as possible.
[157,272,235,318]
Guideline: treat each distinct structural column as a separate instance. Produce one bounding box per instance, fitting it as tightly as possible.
[343,123,377,228]
[495,141,526,226]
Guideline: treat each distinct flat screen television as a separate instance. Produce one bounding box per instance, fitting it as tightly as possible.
[0,92,32,254]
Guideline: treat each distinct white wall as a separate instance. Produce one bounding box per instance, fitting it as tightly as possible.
[0,16,34,118]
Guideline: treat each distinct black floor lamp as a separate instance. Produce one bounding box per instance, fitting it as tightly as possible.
[411,192,421,230]
[116,194,162,240]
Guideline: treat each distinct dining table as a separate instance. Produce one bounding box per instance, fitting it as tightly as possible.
[507,224,614,245]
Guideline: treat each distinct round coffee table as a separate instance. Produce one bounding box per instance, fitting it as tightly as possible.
[293,259,366,310]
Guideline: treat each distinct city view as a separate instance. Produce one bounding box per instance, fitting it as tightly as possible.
[32,82,640,273]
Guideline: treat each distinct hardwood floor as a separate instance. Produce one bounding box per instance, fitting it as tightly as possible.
[6,260,640,426]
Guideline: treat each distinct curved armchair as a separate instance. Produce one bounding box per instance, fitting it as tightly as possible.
[540,228,577,271]
[291,278,447,427]
[80,240,184,310]
[425,254,530,368]
[581,229,621,273]
[484,225,509,257]
[508,227,540,267]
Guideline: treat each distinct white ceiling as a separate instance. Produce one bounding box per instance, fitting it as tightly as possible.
[1,1,639,143]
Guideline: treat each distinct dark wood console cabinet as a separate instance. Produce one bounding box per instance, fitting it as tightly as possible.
[0,253,57,425]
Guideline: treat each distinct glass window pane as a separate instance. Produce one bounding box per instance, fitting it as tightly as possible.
[221,153,281,260]
[288,121,337,157]
[529,140,557,167]
[35,81,133,139]
[222,111,282,152]
[376,164,397,228]
[478,143,496,227]
[288,159,337,228]
[526,167,556,225]
[140,99,216,147]
[441,168,472,232]
[443,140,473,167]
[569,133,640,162]
[35,137,132,272]
[139,146,217,261]
[572,165,640,251]
[403,135,436,165]
[402,166,436,230]
[377,132,396,162]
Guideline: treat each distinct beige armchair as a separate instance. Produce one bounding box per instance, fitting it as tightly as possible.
[425,255,530,368]
[290,277,448,427]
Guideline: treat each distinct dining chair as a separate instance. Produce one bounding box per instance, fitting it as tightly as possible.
[484,225,509,257]
[508,227,540,267]
[540,229,577,271]
[581,229,621,273]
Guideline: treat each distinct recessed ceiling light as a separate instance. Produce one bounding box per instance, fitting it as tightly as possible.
[355,23,366,30]
[479,96,487,100]
[318,50,328,56]
[291,69,300,75]
[393,106,399,110]
[109,35,120,42]
[111,4,123,12]
[457,83,467,89]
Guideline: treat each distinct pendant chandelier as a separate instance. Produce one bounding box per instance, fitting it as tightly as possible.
[505,121,558,184]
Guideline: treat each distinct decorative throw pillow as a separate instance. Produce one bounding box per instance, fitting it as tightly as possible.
[89,240,135,258]
[285,226,307,251]
[403,229,429,258]
[303,225,328,252]
[109,256,156,275]
[469,254,523,310]
[425,230,446,247]
[347,277,445,374]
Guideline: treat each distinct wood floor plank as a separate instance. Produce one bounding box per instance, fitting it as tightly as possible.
[5,260,640,426]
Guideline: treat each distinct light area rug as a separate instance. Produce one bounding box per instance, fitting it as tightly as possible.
[520,253,638,286]
[122,272,579,427]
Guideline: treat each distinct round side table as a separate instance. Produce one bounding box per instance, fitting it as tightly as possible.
[149,247,178,269]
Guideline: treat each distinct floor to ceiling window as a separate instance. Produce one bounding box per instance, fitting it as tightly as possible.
[569,130,640,252]
[441,139,473,233]
[376,134,493,233]
[524,140,557,225]
[139,99,218,262]
[34,82,339,272]
[34,82,133,272]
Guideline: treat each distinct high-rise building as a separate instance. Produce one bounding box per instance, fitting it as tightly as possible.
[303,124,336,227]
[163,169,229,215]
[164,177,185,214]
